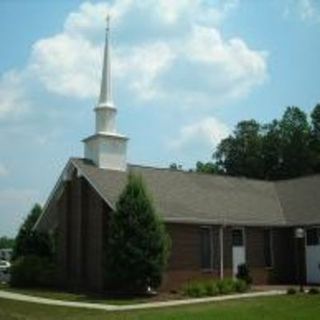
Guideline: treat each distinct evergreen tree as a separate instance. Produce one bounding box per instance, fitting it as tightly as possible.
[196,161,221,174]
[278,106,312,178]
[311,104,320,172]
[197,105,320,180]
[105,173,170,293]
[0,236,15,249]
[13,204,52,260]
[215,120,264,178]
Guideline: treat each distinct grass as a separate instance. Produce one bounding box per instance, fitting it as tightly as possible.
[1,295,320,320]
[0,284,150,305]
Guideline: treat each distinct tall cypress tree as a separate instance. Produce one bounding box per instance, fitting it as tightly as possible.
[105,173,170,293]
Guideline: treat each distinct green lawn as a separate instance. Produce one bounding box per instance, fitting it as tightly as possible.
[1,295,320,320]
[0,285,150,305]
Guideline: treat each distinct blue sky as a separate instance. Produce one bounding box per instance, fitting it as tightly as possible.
[0,0,319,236]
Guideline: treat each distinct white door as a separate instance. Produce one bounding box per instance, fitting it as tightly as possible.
[232,229,246,276]
[306,228,320,284]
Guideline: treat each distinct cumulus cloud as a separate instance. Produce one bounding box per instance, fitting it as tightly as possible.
[169,116,230,150]
[30,34,101,98]
[0,0,266,115]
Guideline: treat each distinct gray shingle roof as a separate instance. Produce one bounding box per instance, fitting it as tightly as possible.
[275,175,320,226]
[72,158,291,226]
[36,158,320,230]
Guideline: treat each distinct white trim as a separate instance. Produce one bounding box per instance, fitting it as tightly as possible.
[219,226,224,279]
[34,159,117,231]
[232,227,246,247]
[164,217,287,227]
[71,160,115,212]
[232,227,246,277]
[33,160,74,230]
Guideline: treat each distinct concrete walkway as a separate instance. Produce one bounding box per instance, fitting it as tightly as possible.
[0,289,285,312]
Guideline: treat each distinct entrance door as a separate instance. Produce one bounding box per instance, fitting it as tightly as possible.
[306,228,320,284]
[232,228,246,277]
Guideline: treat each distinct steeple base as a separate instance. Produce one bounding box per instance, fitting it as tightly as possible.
[83,133,128,171]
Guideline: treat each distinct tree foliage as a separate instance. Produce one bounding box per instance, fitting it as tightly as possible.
[169,163,183,171]
[105,173,170,293]
[196,105,320,180]
[13,204,53,260]
[0,236,15,249]
[195,161,221,174]
[11,204,57,288]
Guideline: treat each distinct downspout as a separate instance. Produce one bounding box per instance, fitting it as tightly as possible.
[220,225,224,279]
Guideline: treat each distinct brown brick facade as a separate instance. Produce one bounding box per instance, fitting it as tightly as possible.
[55,172,302,292]
[162,224,300,291]
[56,172,109,292]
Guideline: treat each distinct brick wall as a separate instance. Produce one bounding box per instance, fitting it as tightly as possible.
[162,224,297,291]
[56,171,107,292]
[56,174,299,292]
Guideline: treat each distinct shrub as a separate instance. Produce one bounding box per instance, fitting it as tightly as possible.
[217,278,236,294]
[203,281,219,296]
[287,287,297,295]
[105,173,170,293]
[183,281,207,297]
[10,255,56,288]
[234,279,249,293]
[308,287,320,295]
[183,278,250,297]
[236,264,252,285]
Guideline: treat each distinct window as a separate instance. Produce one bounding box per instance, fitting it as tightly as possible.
[232,229,244,247]
[200,227,212,269]
[264,229,273,268]
[306,228,319,246]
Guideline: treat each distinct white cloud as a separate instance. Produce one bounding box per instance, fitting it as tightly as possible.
[169,116,230,150]
[0,0,267,121]
[300,0,320,22]
[30,33,101,98]
[0,71,30,120]
[116,41,175,100]
[0,0,265,109]
[284,0,320,23]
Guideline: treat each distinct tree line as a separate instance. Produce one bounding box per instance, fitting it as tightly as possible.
[195,104,320,180]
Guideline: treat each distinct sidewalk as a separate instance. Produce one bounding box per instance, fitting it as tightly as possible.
[0,289,285,312]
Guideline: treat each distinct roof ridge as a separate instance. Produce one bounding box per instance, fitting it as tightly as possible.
[128,163,275,183]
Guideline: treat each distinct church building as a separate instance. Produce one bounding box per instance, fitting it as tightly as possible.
[35,19,320,292]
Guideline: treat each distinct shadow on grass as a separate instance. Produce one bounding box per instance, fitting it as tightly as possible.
[1,284,178,305]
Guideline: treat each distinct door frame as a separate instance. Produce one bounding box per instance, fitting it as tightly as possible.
[305,226,320,284]
[232,227,246,277]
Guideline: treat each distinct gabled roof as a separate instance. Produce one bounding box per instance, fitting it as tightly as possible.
[35,158,320,231]
[72,158,286,226]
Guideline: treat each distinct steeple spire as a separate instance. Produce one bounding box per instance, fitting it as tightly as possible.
[98,14,113,107]
[83,14,128,171]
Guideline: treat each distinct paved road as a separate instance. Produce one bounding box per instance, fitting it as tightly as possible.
[0,289,285,312]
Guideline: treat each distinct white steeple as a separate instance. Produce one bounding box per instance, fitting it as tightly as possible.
[98,15,113,107]
[83,15,128,171]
